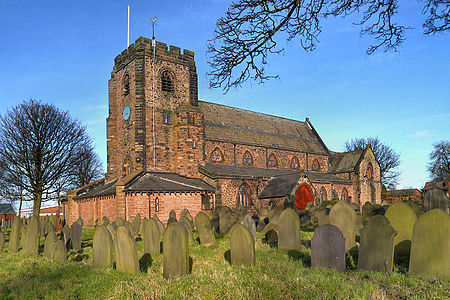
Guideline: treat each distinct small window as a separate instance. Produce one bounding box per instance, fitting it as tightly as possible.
[161,70,174,93]
[155,198,159,212]
[268,153,278,168]
[290,156,299,169]
[242,151,253,166]
[320,186,327,203]
[341,188,349,203]
[123,157,131,175]
[211,148,223,162]
[366,162,373,180]
[202,195,214,210]
[187,113,194,124]
[312,159,320,171]
[163,111,171,124]
[238,183,251,207]
[123,73,130,95]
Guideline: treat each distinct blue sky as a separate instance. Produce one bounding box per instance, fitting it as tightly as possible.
[0,1,448,191]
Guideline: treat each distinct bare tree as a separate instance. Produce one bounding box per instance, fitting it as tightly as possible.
[0,99,92,216]
[345,136,400,189]
[71,143,103,189]
[208,0,449,91]
[427,140,450,181]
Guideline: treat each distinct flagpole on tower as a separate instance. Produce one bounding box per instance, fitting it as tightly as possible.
[127,5,130,48]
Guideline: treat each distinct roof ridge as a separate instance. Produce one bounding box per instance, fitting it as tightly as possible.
[149,174,206,190]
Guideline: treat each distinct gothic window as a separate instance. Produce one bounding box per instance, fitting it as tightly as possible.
[123,156,131,176]
[320,186,327,203]
[268,153,278,168]
[366,162,373,180]
[201,194,214,210]
[187,113,194,124]
[242,151,253,166]
[123,73,130,95]
[341,188,349,203]
[290,156,299,169]
[163,111,171,124]
[211,147,223,162]
[161,70,174,93]
[238,183,251,207]
[312,159,320,171]
[155,198,159,212]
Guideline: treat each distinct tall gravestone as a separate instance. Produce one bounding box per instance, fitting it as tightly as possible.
[180,209,193,224]
[385,202,417,262]
[8,217,21,253]
[195,212,215,246]
[219,206,234,235]
[357,215,397,273]
[207,210,220,233]
[167,217,177,226]
[43,230,57,260]
[23,215,40,255]
[153,217,165,238]
[230,224,255,266]
[131,214,141,235]
[362,202,374,222]
[268,206,281,226]
[62,225,70,245]
[102,216,110,226]
[115,226,140,274]
[0,231,5,251]
[316,207,330,226]
[169,210,177,220]
[278,208,301,251]
[423,188,449,213]
[124,221,135,237]
[311,224,346,272]
[263,223,278,243]
[409,209,450,280]
[93,225,114,269]
[180,216,194,245]
[76,217,84,227]
[71,222,82,250]
[144,219,161,256]
[329,201,356,252]
[236,206,248,223]
[116,217,124,227]
[54,240,67,262]
[44,221,54,237]
[163,222,189,279]
[241,215,256,240]
[20,224,27,249]
[140,218,148,235]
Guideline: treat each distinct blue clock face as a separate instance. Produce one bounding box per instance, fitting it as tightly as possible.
[123,106,130,120]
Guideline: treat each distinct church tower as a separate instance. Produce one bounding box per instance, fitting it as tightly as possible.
[106,37,204,180]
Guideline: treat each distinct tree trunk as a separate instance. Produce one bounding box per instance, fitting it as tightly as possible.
[32,186,42,217]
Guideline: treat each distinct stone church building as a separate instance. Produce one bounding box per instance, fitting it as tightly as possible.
[63,37,381,226]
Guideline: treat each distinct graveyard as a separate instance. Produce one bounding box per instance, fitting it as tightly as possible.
[0,201,449,299]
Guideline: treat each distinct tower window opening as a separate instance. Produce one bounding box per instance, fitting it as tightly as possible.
[163,111,171,124]
[161,70,174,93]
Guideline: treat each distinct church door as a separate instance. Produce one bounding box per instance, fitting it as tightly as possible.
[295,183,314,210]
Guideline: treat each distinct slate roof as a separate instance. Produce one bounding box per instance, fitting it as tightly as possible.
[199,164,297,180]
[258,172,353,199]
[0,203,15,214]
[387,189,422,197]
[198,101,328,154]
[328,150,364,173]
[73,179,118,200]
[124,172,214,192]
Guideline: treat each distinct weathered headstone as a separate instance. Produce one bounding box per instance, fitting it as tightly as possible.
[163,222,189,279]
[409,209,450,280]
[357,215,397,273]
[116,217,124,227]
[298,210,311,227]
[124,221,135,237]
[54,240,67,262]
[144,218,160,256]
[423,188,449,213]
[71,222,82,250]
[230,224,255,266]
[180,208,193,224]
[76,216,84,227]
[167,217,177,226]
[62,225,70,245]
[49,214,57,227]
[20,224,27,249]
[44,221,54,237]
[140,218,148,235]
[362,202,374,222]
[236,206,247,223]
[241,214,256,240]
[153,217,165,238]
[169,210,177,220]
[93,225,114,269]
[385,202,417,262]
[278,208,302,251]
[262,223,278,243]
[311,224,346,272]
[102,216,110,226]
[316,207,330,226]
[180,216,194,245]
[8,217,21,253]
[207,210,219,233]
[260,207,269,220]
[115,226,140,274]
[355,213,363,231]
[256,219,266,232]
[107,223,116,240]
[219,206,234,235]
[329,201,356,252]
[268,206,282,226]
[23,215,40,255]
[131,213,141,235]
[43,230,57,260]
[195,212,215,246]
[0,231,5,251]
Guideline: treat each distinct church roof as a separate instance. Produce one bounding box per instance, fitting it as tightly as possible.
[124,172,214,192]
[198,101,328,154]
[73,179,118,200]
[328,149,364,173]
[199,164,297,180]
[0,203,15,215]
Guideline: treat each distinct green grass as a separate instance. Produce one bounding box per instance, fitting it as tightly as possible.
[0,228,448,299]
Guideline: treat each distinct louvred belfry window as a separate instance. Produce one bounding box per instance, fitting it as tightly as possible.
[211,148,223,162]
[242,151,253,166]
[161,70,174,93]
[268,154,278,168]
[290,156,299,169]
[123,73,130,95]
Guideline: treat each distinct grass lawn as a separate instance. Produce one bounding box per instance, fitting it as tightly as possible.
[0,228,448,299]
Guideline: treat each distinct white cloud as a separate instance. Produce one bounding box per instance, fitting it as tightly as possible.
[407,130,429,139]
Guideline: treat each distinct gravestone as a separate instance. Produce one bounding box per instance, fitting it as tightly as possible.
[329,201,356,252]
[163,222,189,279]
[41,219,48,237]
[262,223,278,243]
[44,221,54,237]
[169,210,177,220]
[316,207,330,226]
[357,215,397,273]
[311,224,346,272]
[230,224,255,266]
[278,208,302,251]
[20,224,27,249]
[102,216,110,226]
[385,202,417,263]
[423,188,449,213]
[0,231,5,251]
[153,217,165,238]
[107,223,116,240]
[260,207,269,220]
[268,206,282,226]
[124,221,135,237]
[76,217,84,227]
[236,206,247,223]
[140,218,148,235]
[144,219,160,256]
[71,222,82,251]
[115,226,140,274]
[131,214,141,235]
[409,209,450,280]
[362,202,374,222]
[54,240,67,262]
[241,214,256,240]
[62,225,70,245]
[116,217,124,227]
[256,219,266,232]
[219,206,234,235]
[23,215,40,255]
[355,213,363,231]
[167,217,177,226]
[49,214,57,227]
[43,230,57,260]
[180,208,193,224]
[298,211,311,227]
[93,225,114,269]
[207,210,220,233]
[195,212,215,246]
[8,217,21,253]
[180,216,194,245]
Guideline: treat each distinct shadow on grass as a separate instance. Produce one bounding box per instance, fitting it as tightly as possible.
[224,249,231,265]
[287,250,310,267]
[261,236,278,249]
[139,253,153,272]
[189,257,193,273]
[346,246,359,270]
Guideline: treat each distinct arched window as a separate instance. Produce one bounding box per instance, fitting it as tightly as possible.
[123,156,132,176]
[211,147,223,162]
[238,183,251,207]
[123,73,130,95]
[312,159,320,171]
[366,162,373,180]
[320,186,327,203]
[161,70,174,93]
[242,151,253,166]
[290,156,299,169]
[341,188,349,203]
[268,153,278,168]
